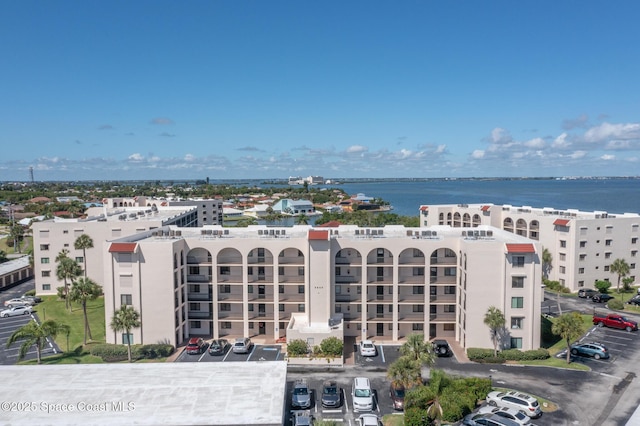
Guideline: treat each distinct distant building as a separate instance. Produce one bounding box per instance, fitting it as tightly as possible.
[0,256,33,291]
[420,203,640,292]
[272,199,315,215]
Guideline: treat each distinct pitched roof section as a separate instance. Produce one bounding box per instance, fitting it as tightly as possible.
[419,205,429,211]
[108,242,138,253]
[308,230,329,241]
[317,221,342,228]
[553,218,570,226]
[506,243,536,254]
[481,205,491,212]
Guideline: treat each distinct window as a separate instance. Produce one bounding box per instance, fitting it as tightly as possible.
[413,249,424,257]
[190,321,201,328]
[559,253,566,261]
[279,304,284,312]
[248,304,254,312]
[42,284,51,291]
[335,266,341,276]
[298,304,305,312]
[412,286,424,295]
[122,333,133,344]
[632,251,638,257]
[633,238,638,244]
[42,271,50,277]
[298,285,305,294]
[221,322,231,329]
[559,266,566,274]
[579,268,585,274]
[579,254,586,261]
[631,263,636,270]
[605,239,612,246]
[510,337,523,349]
[220,266,230,275]
[121,294,132,305]
[579,241,586,248]
[279,285,285,294]
[412,305,424,313]
[278,266,284,276]
[443,324,455,331]
[298,267,304,276]
[63,230,69,234]
[511,297,524,308]
[578,281,584,287]
[412,323,424,331]
[248,285,253,293]
[189,284,201,293]
[512,277,524,288]
[444,305,455,313]
[560,240,566,248]
[76,257,84,264]
[40,244,49,251]
[511,317,523,329]
[220,285,230,293]
[444,286,456,294]
[219,303,230,311]
[413,267,425,276]
[605,252,612,259]
[41,258,50,264]
[512,256,525,267]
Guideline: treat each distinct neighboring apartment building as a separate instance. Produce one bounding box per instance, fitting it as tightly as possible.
[103,224,541,352]
[31,198,222,295]
[420,204,640,292]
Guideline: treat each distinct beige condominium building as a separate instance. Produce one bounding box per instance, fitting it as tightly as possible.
[31,198,222,294]
[102,224,542,352]
[419,203,640,292]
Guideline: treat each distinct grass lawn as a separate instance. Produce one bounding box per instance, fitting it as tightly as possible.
[35,295,106,353]
[382,414,405,426]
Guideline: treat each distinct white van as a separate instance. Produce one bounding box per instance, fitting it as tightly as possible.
[351,377,373,412]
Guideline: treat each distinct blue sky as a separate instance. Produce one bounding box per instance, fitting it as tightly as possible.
[2,1,640,181]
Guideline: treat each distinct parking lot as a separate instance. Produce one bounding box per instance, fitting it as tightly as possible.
[174,341,284,363]
[0,311,59,365]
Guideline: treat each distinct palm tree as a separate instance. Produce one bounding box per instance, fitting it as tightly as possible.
[110,305,141,362]
[542,248,553,280]
[55,255,82,311]
[610,258,630,293]
[400,333,436,381]
[9,224,24,253]
[69,277,102,344]
[552,312,584,364]
[484,306,506,357]
[295,213,309,225]
[6,319,70,364]
[387,356,422,389]
[74,234,94,277]
[424,369,447,426]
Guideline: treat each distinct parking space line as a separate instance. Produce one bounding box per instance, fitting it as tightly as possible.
[246,344,257,361]
[379,346,385,363]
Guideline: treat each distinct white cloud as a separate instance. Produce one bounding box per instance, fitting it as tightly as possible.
[346,145,368,153]
[524,138,546,149]
[568,151,587,159]
[552,133,570,149]
[489,128,512,144]
[601,154,615,160]
[184,154,195,161]
[128,153,144,162]
[584,122,640,143]
[471,150,485,159]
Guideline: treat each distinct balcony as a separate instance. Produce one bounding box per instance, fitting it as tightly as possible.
[430,276,457,284]
[430,294,456,303]
[216,255,242,264]
[217,312,244,320]
[397,312,426,321]
[279,293,305,303]
[335,257,362,265]
[366,313,393,321]
[367,276,393,284]
[278,275,305,283]
[429,313,456,322]
[248,294,275,302]
[366,295,393,303]
[187,274,211,283]
[398,257,426,265]
[430,256,457,265]
[187,292,212,302]
[217,293,243,302]
[335,276,361,284]
[248,274,275,283]
[187,256,212,264]
[398,275,426,284]
[278,256,304,265]
[188,311,213,320]
[397,294,427,303]
[335,295,361,303]
[216,273,243,283]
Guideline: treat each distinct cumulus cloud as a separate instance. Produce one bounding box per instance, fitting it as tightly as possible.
[562,114,589,130]
[488,128,512,144]
[601,154,615,160]
[184,154,195,161]
[128,153,144,162]
[150,117,174,125]
[346,145,368,154]
[471,150,485,159]
[584,122,640,144]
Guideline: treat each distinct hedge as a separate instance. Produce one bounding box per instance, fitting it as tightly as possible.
[467,347,550,363]
[608,299,624,310]
[90,343,174,362]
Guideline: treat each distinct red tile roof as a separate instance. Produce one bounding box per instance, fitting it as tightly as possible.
[481,205,491,212]
[108,242,137,253]
[317,221,342,228]
[419,206,429,211]
[506,243,536,253]
[308,230,329,240]
[553,218,570,226]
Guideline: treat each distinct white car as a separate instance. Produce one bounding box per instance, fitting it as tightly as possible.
[1,306,33,318]
[359,340,376,357]
[486,391,542,418]
[477,404,531,425]
[4,298,32,308]
[357,414,380,426]
[352,377,374,412]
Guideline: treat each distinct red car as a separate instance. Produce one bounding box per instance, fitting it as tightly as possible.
[186,337,207,355]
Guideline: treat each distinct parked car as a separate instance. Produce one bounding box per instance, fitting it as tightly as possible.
[291,379,311,409]
[232,337,252,354]
[208,339,229,355]
[21,295,42,304]
[626,296,640,306]
[578,288,598,299]
[486,391,542,418]
[357,413,381,426]
[185,337,207,355]
[351,377,374,412]
[570,342,609,360]
[291,409,313,426]
[359,340,376,357]
[0,305,33,318]
[3,298,32,308]
[321,380,341,408]
[432,339,452,357]
[389,382,405,411]
[477,405,531,425]
[592,293,615,303]
[463,412,521,426]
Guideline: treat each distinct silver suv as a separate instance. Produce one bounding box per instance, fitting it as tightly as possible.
[486,391,541,418]
[291,379,311,409]
[232,337,252,354]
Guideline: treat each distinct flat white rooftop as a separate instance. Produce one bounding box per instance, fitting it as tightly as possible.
[0,362,287,425]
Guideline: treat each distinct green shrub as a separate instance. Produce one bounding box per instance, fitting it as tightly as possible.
[287,339,308,356]
[466,348,496,361]
[89,343,174,362]
[608,299,624,310]
[319,337,343,357]
[24,289,36,296]
[595,280,611,294]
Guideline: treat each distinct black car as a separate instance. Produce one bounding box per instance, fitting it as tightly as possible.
[626,296,640,306]
[432,339,452,357]
[592,293,615,303]
[578,288,598,299]
[321,380,341,408]
[208,339,229,355]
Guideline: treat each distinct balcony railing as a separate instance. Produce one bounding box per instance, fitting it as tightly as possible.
[430,276,457,284]
[335,295,360,303]
[429,294,456,303]
[188,311,213,319]
[335,258,362,265]
[216,274,243,283]
[187,274,211,283]
[397,294,427,303]
[187,256,212,264]
[187,293,212,301]
[277,256,305,265]
[429,313,456,322]
[335,276,361,284]
[430,256,457,265]
[398,276,426,284]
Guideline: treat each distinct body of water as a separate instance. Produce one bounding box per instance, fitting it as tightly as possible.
[334,178,640,217]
